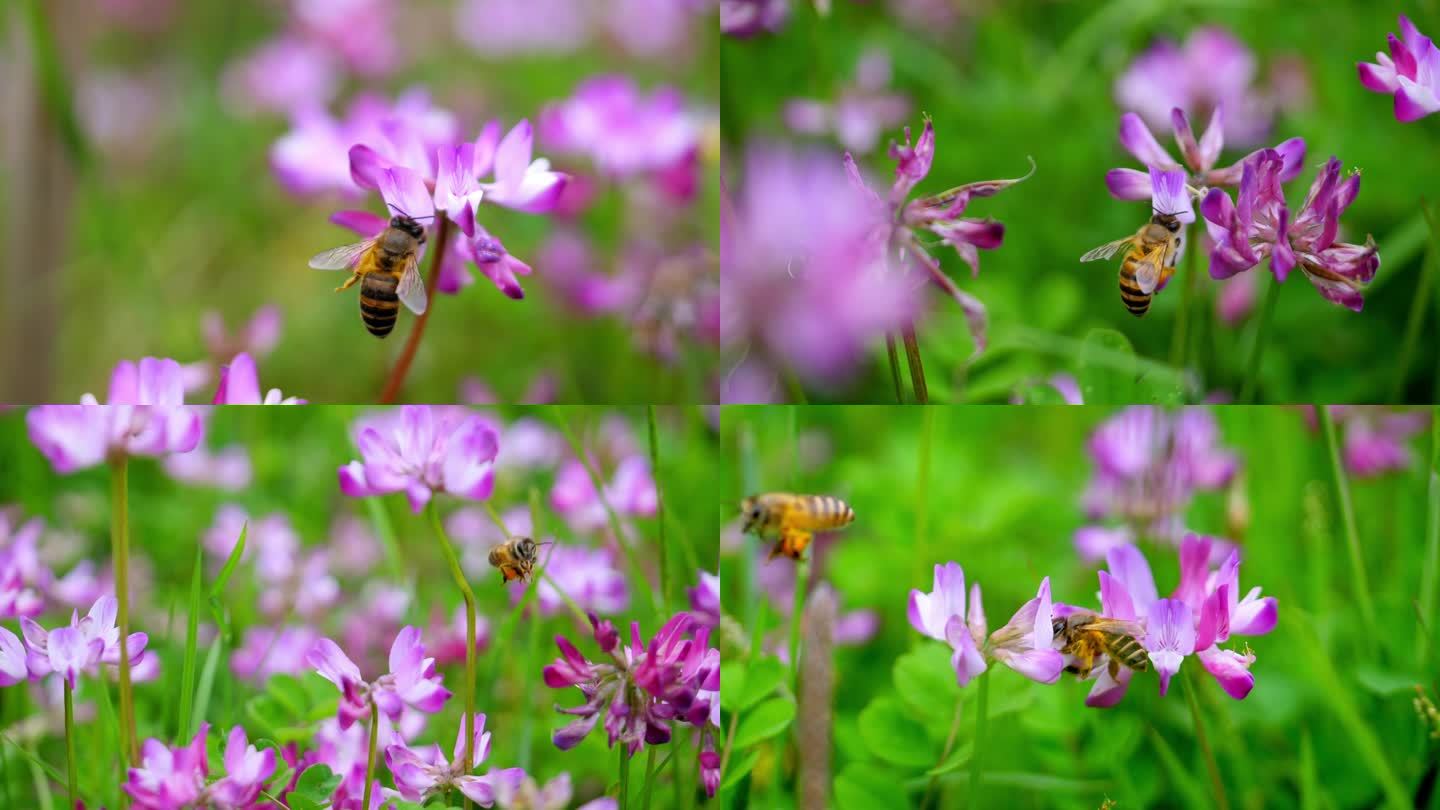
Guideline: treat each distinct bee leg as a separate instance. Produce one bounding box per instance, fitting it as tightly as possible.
[1108,658,1120,680]
[781,527,813,560]
[1063,664,1081,675]
[335,272,362,293]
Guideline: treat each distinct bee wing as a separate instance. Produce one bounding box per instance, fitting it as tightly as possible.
[1079,236,1137,263]
[1133,243,1168,294]
[1082,617,1147,637]
[396,254,428,315]
[308,239,376,271]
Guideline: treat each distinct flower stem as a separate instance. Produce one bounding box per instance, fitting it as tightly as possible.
[1390,211,1437,400]
[62,680,77,802]
[966,668,990,806]
[109,456,136,765]
[901,324,929,404]
[428,501,477,804]
[619,747,631,809]
[1320,406,1378,647]
[1420,408,1440,668]
[1238,274,1282,403]
[1183,665,1231,810]
[1170,225,1201,369]
[379,217,451,404]
[640,745,659,810]
[789,557,810,693]
[885,334,905,403]
[922,694,963,809]
[913,407,934,593]
[361,701,379,810]
[647,406,670,606]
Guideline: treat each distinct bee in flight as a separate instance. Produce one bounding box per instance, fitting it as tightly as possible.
[487,536,551,584]
[1079,211,1183,317]
[308,213,430,338]
[1052,612,1151,680]
[739,493,855,561]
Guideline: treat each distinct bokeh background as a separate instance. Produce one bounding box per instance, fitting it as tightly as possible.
[718,405,1439,808]
[721,1,1440,404]
[1,0,718,404]
[0,404,720,806]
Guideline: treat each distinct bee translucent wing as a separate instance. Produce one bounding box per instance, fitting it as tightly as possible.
[396,255,428,315]
[1133,258,1161,294]
[1079,237,1135,263]
[1083,618,1147,637]
[308,239,375,271]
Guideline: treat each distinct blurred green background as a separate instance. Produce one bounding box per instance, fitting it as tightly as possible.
[0,405,720,806]
[722,1,1440,403]
[718,405,1439,809]
[1,2,717,403]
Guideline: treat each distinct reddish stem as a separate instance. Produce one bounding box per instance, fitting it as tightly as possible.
[379,217,451,403]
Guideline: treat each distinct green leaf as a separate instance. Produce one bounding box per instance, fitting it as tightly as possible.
[737,656,784,712]
[834,763,895,810]
[719,661,744,712]
[257,738,295,800]
[719,746,760,793]
[209,522,247,642]
[856,696,937,768]
[292,764,341,803]
[1077,328,1137,405]
[267,674,309,716]
[1354,665,1425,696]
[177,542,204,741]
[191,639,223,742]
[732,697,796,749]
[892,645,959,719]
[925,741,973,776]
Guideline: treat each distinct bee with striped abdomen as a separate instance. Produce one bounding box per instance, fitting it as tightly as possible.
[1052,612,1151,680]
[487,536,551,584]
[739,493,855,561]
[1079,211,1183,317]
[309,214,429,338]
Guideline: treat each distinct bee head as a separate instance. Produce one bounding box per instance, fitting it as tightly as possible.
[1051,616,1068,637]
[390,215,425,239]
[515,536,537,560]
[739,496,763,532]
[1152,212,1181,233]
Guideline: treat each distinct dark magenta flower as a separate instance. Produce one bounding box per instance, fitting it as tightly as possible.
[1358,15,1440,122]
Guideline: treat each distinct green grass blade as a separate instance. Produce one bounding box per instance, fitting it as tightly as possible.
[178,542,204,742]
[3,736,68,802]
[16,0,92,170]
[191,638,224,738]
[208,522,247,642]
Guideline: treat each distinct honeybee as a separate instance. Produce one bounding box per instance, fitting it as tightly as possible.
[487,536,550,584]
[308,214,430,338]
[739,493,855,561]
[1052,612,1151,680]
[1080,211,1183,317]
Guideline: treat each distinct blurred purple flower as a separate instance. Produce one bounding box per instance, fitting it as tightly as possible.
[721,0,787,36]
[1075,407,1239,563]
[308,625,452,730]
[0,520,45,618]
[202,306,281,363]
[785,48,910,154]
[329,515,383,577]
[429,604,492,667]
[1320,407,1432,478]
[223,35,339,116]
[1216,270,1258,326]
[385,713,524,805]
[459,372,559,406]
[493,771,617,810]
[27,359,201,472]
[688,571,720,628]
[22,595,149,688]
[542,76,700,185]
[213,353,304,405]
[339,405,499,513]
[1358,15,1440,122]
[1201,153,1379,311]
[456,0,590,58]
[551,455,657,533]
[294,0,404,77]
[532,545,629,617]
[314,714,418,804]
[545,612,717,755]
[163,439,252,491]
[231,625,322,684]
[0,627,26,685]
[1116,27,1293,146]
[908,562,1063,686]
[124,724,209,809]
[721,146,919,398]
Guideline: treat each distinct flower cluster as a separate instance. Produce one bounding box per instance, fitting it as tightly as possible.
[339,405,500,513]
[1304,406,1432,479]
[909,563,1062,686]
[784,48,910,154]
[308,625,452,730]
[1358,15,1440,122]
[20,595,152,688]
[544,612,720,795]
[385,713,524,805]
[124,724,278,810]
[1074,406,1240,563]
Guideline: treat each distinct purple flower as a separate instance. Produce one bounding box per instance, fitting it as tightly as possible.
[222,34,338,116]
[124,724,210,809]
[230,625,322,684]
[492,771,618,810]
[455,0,590,58]
[163,412,252,490]
[1358,15,1440,122]
[22,595,149,688]
[688,571,720,628]
[1216,271,1258,326]
[846,118,1032,356]
[529,545,629,617]
[429,605,492,667]
[541,76,700,181]
[0,548,44,619]
[1201,153,1379,311]
[27,358,201,471]
[550,455,657,533]
[908,563,1063,686]
[721,0,787,36]
[207,726,278,808]
[545,613,717,755]
[385,713,524,806]
[201,306,281,363]
[213,352,304,404]
[721,145,921,399]
[0,627,26,685]
[784,48,910,154]
[1075,407,1239,563]
[1342,408,1430,477]
[307,625,451,729]
[1116,27,1291,146]
[339,406,499,513]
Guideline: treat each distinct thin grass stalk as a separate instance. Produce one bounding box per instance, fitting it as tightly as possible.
[640,746,659,810]
[519,488,546,772]
[1238,275,1282,403]
[1420,406,1440,666]
[1319,406,1378,643]
[109,456,136,764]
[554,410,662,612]
[361,702,380,810]
[428,502,477,805]
[798,585,835,810]
[1170,224,1199,368]
[966,669,990,806]
[901,324,929,404]
[886,334,905,403]
[62,681,76,802]
[379,217,451,403]
[176,544,203,741]
[1390,202,1438,400]
[1184,665,1231,810]
[923,696,964,809]
[647,406,670,606]
[913,408,934,592]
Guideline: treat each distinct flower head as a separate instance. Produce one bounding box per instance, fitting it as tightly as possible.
[908,562,1063,686]
[541,76,700,184]
[339,406,499,513]
[784,48,910,154]
[213,353,304,404]
[307,625,451,729]
[385,713,525,806]
[493,771,618,810]
[1358,15,1440,122]
[124,724,210,808]
[22,595,149,688]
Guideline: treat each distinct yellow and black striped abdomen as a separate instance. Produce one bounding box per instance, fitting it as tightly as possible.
[791,494,855,531]
[1105,633,1151,671]
[359,271,401,338]
[1118,255,1152,317]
